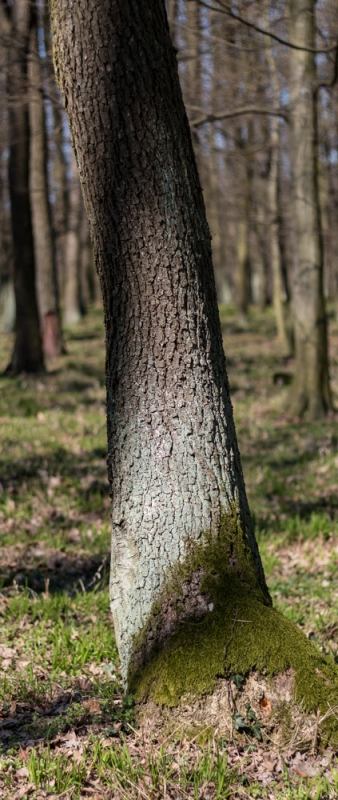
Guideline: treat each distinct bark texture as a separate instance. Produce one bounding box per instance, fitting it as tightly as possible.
[289,0,332,417]
[7,0,45,374]
[50,0,269,683]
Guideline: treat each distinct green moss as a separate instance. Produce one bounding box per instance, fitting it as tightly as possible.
[130,509,338,746]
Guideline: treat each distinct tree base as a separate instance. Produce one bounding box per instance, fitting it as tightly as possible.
[138,671,322,752]
[132,595,338,748]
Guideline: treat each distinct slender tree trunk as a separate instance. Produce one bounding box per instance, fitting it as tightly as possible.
[208,134,232,304]
[42,3,69,317]
[6,0,45,374]
[51,100,69,302]
[63,149,83,325]
[0,14,15,334]
[268,121,293,356]
[288,0,332,417]
[79,203,92,313]
[236,128,252,324]
[249,219,267,309]
[263,6,293,356]
[29,1,63,358]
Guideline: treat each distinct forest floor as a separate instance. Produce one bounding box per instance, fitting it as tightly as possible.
[1,304,338,799]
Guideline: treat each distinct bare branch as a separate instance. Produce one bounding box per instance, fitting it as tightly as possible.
[190,105,289,127]
[191,0,337,55]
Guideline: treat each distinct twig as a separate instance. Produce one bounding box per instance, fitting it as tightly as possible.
[311,708,321,753]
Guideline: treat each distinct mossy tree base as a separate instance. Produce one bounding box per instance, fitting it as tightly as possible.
[133,596,338,747]
[138,670,319,752]
[129,513,338,747]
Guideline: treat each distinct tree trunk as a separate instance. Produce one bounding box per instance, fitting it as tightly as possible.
[29,1,63,358]
[51,0,268,679]
[288,0,332,417]
[5,0,45,375]
[268,122,293,357]
[263,10,293,356]
[63,149,84,325]
[50,99,69,305]
[235,128,252,325]
[50,0,338,732]
[0,9,15,334]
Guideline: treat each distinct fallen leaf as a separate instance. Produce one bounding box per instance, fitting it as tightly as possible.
[18,746,31,761]
[12,784,35,800]
[76,677,92,691]
[82,699,101,714]
[0,645,17,658]
[259,696,272,714]
[16,767,29,778]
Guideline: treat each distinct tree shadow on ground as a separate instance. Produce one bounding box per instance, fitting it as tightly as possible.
[1,549,110,595]
[0,446,108,488]
[0,446,111,593]
[0,677,134,755]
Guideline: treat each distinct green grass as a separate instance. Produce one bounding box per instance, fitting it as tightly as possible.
[1,304,338,798]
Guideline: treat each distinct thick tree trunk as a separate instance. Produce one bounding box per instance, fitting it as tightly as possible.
[51,0,268,683]
[29,2,63,358]
[6,0,45,375]
[288,0,332,417]
[50,2,338,733]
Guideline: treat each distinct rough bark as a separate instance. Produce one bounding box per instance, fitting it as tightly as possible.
[289,0,332,417]
[50,0,269,684]
[6,0,45,374]
[29,1,63,358]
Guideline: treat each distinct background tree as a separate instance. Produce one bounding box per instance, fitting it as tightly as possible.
[173,0,336,412]
[29,0,63,357]
[50,0,338,729]
[288,0,332,416]
[3,0,45,374]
